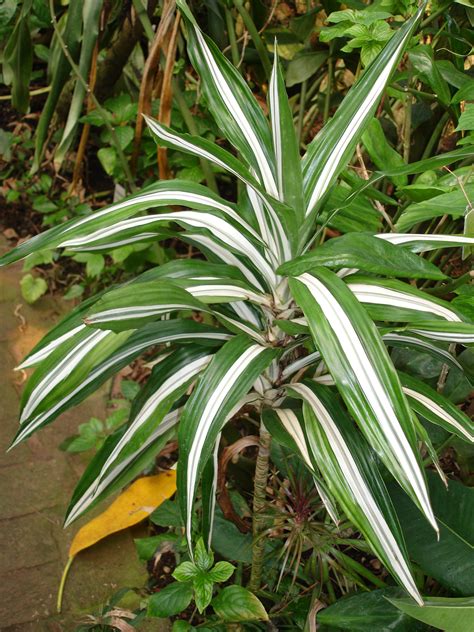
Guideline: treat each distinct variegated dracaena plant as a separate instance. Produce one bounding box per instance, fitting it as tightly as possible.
[2,0,473,604]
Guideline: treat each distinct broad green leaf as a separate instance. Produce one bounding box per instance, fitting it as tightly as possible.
[208,561,235,583]
[289,268,435,530]
[177,335,279,548]
[290,382,421,603]
[279,234,445,279]
[147,582,193,618]
[173,561,199,582]
[361,119,407,187]
[408,45,451,106]
[389,472,474,595]
[396,184,474,232]
[285,51,327,87]
[388,596,474,632]
[318,588,428,631]
[193,573,214,613]
[456,103,474,132]
[212,586,268,622]
[20,274,47,304]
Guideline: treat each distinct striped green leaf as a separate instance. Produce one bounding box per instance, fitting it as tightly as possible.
[268,54,304,215]
[289,268,436,530]
[377,233,474,253]
[407,321,474,344]
[302,5,425,220]
[13,321,228,447]
[65,409,180,524]
[88,347,214,507]
[288,381,422,604]
[85,281,209,331]
[399,372,474,443]
[177,0,277,197]
[177,335,279,549]
[0,181,259,267]
[347,277,462,323]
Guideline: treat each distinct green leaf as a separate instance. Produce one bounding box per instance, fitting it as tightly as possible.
[456,103,474,132]
[389,471,474,595]
[97,147,117,176]
[318,588,428,631]
[134,534,178,562]
[289,269,435,532]
[54,0,104,167]
[147,581,194,618]
[150,499,183,528]
[212,586,268,622]
[408,45,451,106]
[177,335,279,548]
[20,274,47,304]
[269,54,304,216]
[194,538,214,571]
[361,119,407,187]
[279,234,445,279]
[73,252,105,278]
[290,383,420,602]
[285,51,327,87]
[387,596,474,632]
[173,561,198,582]
[176,0,277,198]
[85,280,208,331]
[208,561,235,583]
[302,6,424,220]
[193,572,214,613]
[396,184,474,232]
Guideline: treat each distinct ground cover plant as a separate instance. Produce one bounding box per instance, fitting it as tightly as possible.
[1,0,474,629]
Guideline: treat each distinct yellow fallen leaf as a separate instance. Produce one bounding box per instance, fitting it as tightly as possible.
[69,470,177,556]
[58,470,177,612]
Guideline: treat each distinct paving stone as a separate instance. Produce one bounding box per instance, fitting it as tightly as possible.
[0,561,62,627]
[1,458,76,519]
[0,510,60,573]
[0,238,164,631]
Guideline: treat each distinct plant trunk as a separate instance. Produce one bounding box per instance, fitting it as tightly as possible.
[248,422,271,592]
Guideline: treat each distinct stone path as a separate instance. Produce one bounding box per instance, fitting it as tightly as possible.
[0,239,168,631]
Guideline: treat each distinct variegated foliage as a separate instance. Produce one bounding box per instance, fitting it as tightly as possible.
[2,0,473,604]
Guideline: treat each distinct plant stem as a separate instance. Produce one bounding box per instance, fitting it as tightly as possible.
[297,80,308,145]
[402,84,412,164]
[233,0,272,80]
[172,78,219,194]
[49,0,136,192]
[248,422,272,592]
[323,46,334,124]
[225,7,240,68]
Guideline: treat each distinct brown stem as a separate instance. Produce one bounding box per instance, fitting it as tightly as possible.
[158,12,181,179]
[248,422,271,592]
[131,0,176,174]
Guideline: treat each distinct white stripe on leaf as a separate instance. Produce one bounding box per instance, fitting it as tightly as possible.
[292,383,423,605]
[297,272,437,532]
